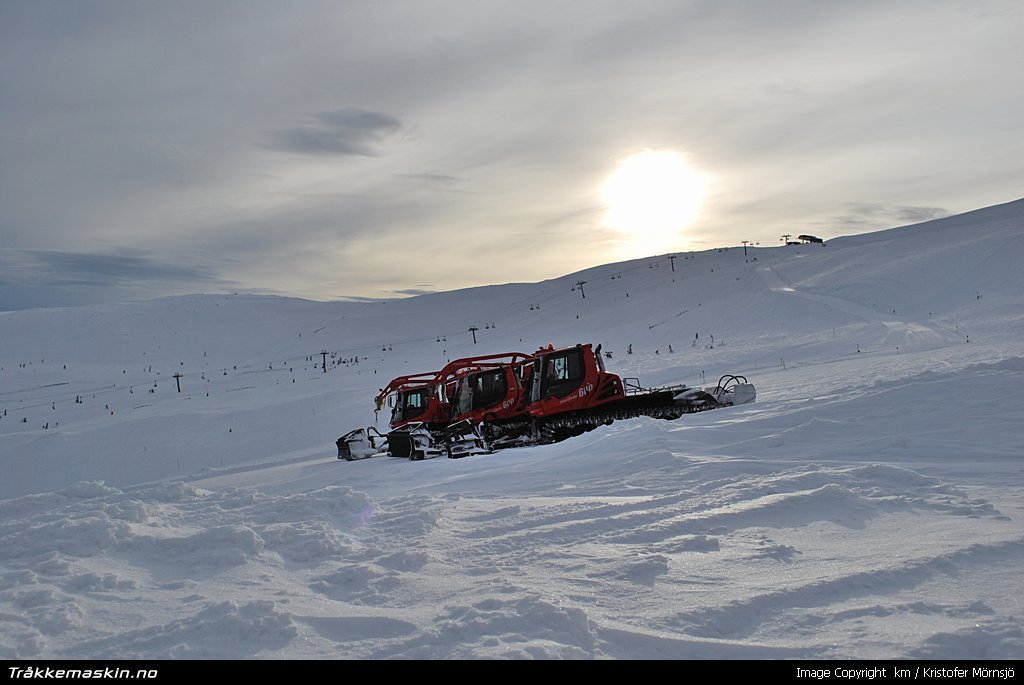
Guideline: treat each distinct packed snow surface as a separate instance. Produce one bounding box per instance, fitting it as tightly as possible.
[2,200,1023,659]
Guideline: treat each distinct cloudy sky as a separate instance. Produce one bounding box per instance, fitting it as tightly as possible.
[2,1,1022,310]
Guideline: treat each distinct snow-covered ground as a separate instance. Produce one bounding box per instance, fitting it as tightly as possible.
[2,200,1022,659]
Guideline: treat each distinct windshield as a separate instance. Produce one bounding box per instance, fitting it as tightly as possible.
[454,369,509,414]
[539,349,585,399]
[393,387,428,424]
[471,369,507,409]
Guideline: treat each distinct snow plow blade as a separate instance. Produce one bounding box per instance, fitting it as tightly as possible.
[441,419,494,459]
[674,375,756,410]
[386,423,447,460]
[336,427,386,461]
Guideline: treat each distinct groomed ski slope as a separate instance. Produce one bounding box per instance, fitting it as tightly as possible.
[1,199,1022,659]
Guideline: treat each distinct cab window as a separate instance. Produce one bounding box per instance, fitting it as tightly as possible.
[541,349,585,399]
[397,388,427,422]
[472,369,508,409]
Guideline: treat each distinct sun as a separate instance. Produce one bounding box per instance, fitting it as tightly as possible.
[600,149,708,254]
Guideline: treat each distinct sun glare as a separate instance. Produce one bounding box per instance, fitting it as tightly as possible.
[601,150,708,254]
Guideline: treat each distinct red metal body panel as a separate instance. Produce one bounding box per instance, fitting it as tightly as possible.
[525,344,625,418]
[378,352,531,430]
[448,362,529,425]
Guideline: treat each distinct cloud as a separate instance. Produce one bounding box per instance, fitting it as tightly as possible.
[265,107,401,157]
[399,173,459,184]
[389,288,437,296]
[0,248,226,288]
[0,248,235,310]
[834,204,951,231]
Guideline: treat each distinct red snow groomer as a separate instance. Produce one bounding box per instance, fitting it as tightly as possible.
[337,343,755,460]
[336,352,531,460]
